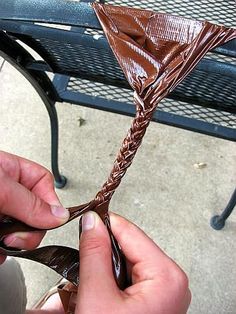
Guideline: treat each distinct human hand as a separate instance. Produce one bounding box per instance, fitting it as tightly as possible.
[0,151,69,264]
[77,211,191,314]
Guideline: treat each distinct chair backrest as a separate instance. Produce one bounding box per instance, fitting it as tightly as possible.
[0,0,235,114]
[15,25,127,87]
[0,1,235,77]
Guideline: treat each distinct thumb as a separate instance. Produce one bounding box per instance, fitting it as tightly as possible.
[0,172,69,229]
[78,211,119,309]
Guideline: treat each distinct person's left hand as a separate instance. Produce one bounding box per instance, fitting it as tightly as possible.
[0,151,69,264]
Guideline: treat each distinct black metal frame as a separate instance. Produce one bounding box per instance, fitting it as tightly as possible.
[0,30,66,188]
[0,0,235,228]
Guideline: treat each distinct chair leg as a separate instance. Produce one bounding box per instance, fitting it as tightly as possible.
[45,101,67,189]
[210,188,236,230]
[0,31,66,187]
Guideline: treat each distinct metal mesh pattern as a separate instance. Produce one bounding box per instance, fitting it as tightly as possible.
[28,0,235,82]
[34,37,125,81]
[33,32,236,77]
[160,99,236,128]
[174,67,236,111]
[206,53,235,64]
[23,0,235,130]
[67,77,132,102]
[67,61,236,113]
[106,0,236,27]
[66,77,236,128]
[32,36,235,112]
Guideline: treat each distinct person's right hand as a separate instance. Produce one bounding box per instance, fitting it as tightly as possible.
[77,211,191,314]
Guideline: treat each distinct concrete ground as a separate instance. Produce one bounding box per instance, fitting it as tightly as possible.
[0,59,236,313]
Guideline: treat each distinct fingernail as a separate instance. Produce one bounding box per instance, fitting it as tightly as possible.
[4,232,27,248]
[51,205,69,220]
[82,212,95,231]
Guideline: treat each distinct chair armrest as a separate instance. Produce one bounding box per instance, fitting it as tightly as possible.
[0,0,235,56]
[0,0,101,29]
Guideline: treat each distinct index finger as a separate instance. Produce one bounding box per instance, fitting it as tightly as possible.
[0,151,60,206]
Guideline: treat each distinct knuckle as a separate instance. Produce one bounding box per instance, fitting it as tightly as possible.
[44,170,54,185]
[28,194,44,218]
[170,266,189,291]
[31,166,54,191]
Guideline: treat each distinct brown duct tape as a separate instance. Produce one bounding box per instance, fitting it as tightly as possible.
[0,3,235,313]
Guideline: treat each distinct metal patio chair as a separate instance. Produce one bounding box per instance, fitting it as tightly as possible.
[0,0,235,229]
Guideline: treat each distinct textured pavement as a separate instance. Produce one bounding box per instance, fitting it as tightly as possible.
[0,59,236,313]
